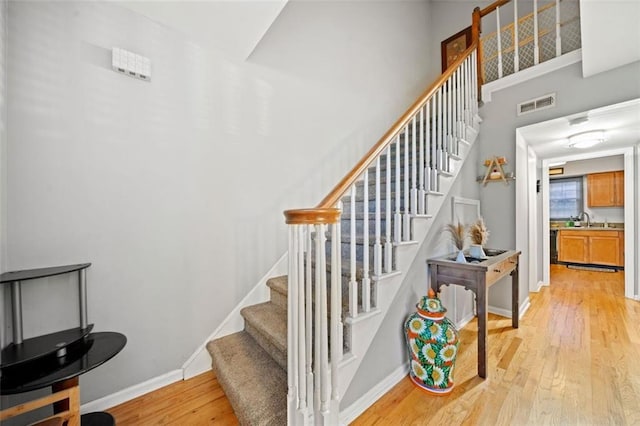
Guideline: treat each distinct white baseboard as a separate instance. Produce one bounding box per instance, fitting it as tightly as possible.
[80,369,183,414]
[456,312,474,330]
[181,253,287,379]
[339,363,409,425]
[488,296,530,319]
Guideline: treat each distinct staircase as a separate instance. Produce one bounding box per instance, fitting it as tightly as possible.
[207,45,480,425]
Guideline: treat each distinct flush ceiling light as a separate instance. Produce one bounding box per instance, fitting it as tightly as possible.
[568,115,589,126]
[568,130,605,149]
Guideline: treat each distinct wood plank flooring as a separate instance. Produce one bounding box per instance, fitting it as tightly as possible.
[107,265,640,425]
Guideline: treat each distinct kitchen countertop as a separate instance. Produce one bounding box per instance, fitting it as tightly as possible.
[553,226,624,231]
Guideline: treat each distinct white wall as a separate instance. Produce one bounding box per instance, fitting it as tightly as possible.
[479,59,640,310]
[5,0,434,403]
[581,0,640,78]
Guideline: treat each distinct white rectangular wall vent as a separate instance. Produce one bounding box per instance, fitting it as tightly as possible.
[112,48,151,82]
[517,93,556,116]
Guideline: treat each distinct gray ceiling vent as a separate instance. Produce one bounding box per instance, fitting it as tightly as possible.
[517,93,556,116]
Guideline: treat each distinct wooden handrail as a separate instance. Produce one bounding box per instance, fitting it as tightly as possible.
[284,208,341,225]
[305,42,478,212]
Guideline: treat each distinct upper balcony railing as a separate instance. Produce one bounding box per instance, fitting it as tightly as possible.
[473,0,581,88]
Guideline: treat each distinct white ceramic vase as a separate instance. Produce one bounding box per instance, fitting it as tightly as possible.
[469,244,486,259]
[455,250,467,263]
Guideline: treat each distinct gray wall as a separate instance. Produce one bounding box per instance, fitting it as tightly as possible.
[479,59,640,310]
[5,1,434,403]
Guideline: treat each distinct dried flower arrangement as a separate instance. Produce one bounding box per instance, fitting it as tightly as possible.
[469,217,489,246]
[445,221,466,251]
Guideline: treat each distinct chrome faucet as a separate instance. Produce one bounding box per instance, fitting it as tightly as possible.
[579,211,591,227]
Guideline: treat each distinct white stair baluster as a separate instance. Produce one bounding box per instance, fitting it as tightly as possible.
[287,227,297,419]
[374,157,382,277]
[313,224,329,415]
[296,227,306,412]
[497,6,503,79]
[418,106,426,214]
[437,87,443,177]
[330,221,341,402]
[410,116,418,215]
[394,136,402,243]
[425,100,431,194]
[555,0,561,57]
[403,125,411,240]
[362,170,371,312]
[514,0,520,72]
[384,145,393,273]
[472,50,479,116]
[305,225,313,410]
[348,186,358,319]
[446,78,452,172]
[430,96,437,191]
[534,0,540,64]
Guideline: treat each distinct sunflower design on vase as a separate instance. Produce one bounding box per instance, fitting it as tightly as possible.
[404,288,460,395]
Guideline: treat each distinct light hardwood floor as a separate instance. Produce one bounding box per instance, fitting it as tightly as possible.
[107,265,640,425]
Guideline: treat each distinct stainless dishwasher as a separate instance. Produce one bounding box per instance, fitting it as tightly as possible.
[550,229,558,264]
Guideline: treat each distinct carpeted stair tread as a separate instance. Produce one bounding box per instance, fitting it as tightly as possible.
[266,276,288,309]
[207,332,287,426]
[241,302,287,365]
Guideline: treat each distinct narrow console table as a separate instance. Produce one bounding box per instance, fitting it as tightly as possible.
[0,264,126,426]
[427,249,520,378]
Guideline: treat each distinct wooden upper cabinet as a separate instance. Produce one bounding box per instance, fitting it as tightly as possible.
[587,171,624,207]
[614,171,624,206]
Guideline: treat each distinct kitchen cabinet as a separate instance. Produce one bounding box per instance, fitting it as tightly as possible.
[558,229,624,267]
[587,171,624,207]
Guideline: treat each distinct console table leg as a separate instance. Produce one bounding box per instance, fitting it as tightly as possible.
[511,264,519,329]
[476,272,488,379]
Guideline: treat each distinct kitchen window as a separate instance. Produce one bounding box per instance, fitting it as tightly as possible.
[550,176,583,220]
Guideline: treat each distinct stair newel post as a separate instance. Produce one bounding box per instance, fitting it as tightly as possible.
[287,226,303,423]
[394,135,402,244]
[287,226,297,420]
[384,145,393,273]
[418,106,426,215]
[362,170,371,313]
[402,125,411,241]
[410,116,418,216]
[373,157,382,278]
[348,185,358,319]
[472,6,482,102]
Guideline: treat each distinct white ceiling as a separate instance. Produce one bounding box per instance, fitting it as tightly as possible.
[119,0,288,61]
[518,98,640,159]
